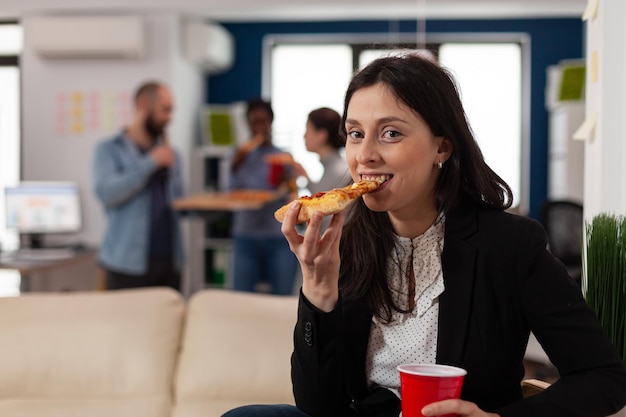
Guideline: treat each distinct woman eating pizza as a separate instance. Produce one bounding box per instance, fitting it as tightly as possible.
[222,53,626,417]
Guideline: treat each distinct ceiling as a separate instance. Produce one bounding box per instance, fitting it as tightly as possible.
[2,0,587,21]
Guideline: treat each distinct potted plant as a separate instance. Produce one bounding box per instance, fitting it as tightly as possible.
[584,213,626,417]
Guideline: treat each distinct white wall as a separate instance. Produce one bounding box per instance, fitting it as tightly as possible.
[21,13,206,247]
[583,0,626,219]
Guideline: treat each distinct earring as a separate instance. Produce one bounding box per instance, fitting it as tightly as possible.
[438,161,443,170]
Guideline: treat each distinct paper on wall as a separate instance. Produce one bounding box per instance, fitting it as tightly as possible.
[582,0,599,21]
[573,112,597,142]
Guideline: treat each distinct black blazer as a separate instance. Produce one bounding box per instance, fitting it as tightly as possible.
[291,202,626,417]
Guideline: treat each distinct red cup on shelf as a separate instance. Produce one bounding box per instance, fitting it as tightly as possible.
[397,364,467,417]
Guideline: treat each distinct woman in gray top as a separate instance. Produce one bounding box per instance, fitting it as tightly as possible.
[296,107,351,195]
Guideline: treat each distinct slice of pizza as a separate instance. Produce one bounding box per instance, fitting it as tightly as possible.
[274,178,384,223]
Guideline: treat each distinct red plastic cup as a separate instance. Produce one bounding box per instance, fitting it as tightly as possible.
[268,162,284,187]
[397,364,467,417]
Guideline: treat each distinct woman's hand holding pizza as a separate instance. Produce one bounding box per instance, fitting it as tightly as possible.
[277,179,382,311]
[280,200,344,312]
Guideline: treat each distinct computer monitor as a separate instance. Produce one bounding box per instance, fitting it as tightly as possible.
[3,182,82,248]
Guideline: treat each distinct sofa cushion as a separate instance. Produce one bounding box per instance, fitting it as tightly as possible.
[172,289,298,417]
[0,287,185,417]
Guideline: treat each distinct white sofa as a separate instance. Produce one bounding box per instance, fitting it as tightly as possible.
[0,287,298,417]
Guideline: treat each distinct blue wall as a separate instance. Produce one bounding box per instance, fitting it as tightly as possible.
[207,18,583,219]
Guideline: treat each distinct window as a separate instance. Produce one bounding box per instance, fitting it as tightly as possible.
[439,43,522,207]
[264,34,528,210]
[0,23,22,55]
[269,43,353,182]
[0,22,22,296]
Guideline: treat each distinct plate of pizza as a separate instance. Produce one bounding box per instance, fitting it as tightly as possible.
[174,189,279,212]
[265,152,295,165]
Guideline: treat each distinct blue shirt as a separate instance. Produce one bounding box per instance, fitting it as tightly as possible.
[92,132,185,275]
[229,143,294,238]
[136,144,174,258]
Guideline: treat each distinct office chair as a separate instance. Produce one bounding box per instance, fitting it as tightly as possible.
[540,200,584,286]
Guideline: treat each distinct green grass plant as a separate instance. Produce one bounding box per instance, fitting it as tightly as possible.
[585,213,626,363]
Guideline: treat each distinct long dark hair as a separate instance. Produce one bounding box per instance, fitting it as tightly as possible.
[307,107,344,149]
[339,53,513,321]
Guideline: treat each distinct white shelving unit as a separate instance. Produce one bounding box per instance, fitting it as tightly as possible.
[545,63,585,204]
[184,103,248,296]
[185,145,235,295]
[547,102,585,203]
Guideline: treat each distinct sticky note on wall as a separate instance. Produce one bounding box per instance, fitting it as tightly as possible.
[573,112,597,142]
[582,0,599,21]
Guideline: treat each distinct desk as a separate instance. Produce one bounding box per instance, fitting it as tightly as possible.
[0,248,99,293]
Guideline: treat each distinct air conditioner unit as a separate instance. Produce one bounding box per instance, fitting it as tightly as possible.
[28,16,145,59]
[183,21,234,74]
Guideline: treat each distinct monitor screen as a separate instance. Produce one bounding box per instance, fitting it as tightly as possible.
[4,182,82,234]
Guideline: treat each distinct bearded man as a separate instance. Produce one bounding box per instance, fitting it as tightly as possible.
[92,81,185,291]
